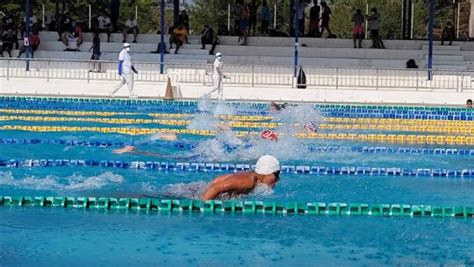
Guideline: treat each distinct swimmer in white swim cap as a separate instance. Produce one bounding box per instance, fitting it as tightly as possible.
[202,155,280,200]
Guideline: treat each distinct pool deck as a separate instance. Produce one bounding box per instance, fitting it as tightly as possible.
[1,78,473,106]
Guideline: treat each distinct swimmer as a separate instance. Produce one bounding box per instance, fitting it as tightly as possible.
[261,129,278,141]
[270,101,288,112]
[304,121,319,133]
[202,155,280,200]
[113,132,178,154]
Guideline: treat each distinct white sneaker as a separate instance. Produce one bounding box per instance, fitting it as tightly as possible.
[108,91,116,97]
[129,94,138,99]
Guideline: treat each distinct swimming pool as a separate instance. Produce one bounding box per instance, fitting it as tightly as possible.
[1,96,473,266]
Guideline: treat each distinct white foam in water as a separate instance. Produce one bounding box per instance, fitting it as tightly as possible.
[0,171,124,192]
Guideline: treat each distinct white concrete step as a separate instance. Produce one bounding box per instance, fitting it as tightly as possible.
[424,55,464,61]
[421,45,461,51]
[431,64,467,71]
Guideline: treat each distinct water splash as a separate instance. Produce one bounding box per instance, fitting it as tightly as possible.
[0,171,124,192]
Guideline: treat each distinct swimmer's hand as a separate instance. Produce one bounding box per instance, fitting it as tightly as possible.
[113,145,136,154]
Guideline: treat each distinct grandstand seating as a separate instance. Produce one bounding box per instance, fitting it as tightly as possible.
[7,31,474,70]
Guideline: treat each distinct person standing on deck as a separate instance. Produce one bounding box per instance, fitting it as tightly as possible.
[110,43,138,98]
[212,52,226,99]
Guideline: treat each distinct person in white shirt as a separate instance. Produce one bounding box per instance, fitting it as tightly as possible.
[97,14,112,42]
[210,52,226,99]
[122,16,139,43]
[110,43,139,98]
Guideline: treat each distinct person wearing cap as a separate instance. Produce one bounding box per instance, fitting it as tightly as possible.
[110,42,138,98]
[202,155,281,200]
[209,52,226,99]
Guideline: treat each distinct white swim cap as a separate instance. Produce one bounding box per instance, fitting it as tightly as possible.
[215,52,222,58]
[123,42,131,48]
[255,155,280,175]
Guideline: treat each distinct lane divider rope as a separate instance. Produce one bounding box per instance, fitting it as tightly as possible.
[1,138,474,157]
[2,109,473,126]
[1,125,473,145]
[1,196,472,219]
[1,115,473,134]
[1,158,473,177]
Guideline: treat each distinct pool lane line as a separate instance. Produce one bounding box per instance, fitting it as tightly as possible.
[1,158,473,177]
[1,125,473,145]
[1,196,472,219]
[2,115,473,134]
[1,138,473,157]
[2,109,473,124]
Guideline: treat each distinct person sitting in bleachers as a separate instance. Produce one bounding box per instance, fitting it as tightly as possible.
[1,11,16,32]
[17,29,40,58]
[441,21,454,46]
[122,16,138,43]
[61,28,80,51]
[97,13,112,42]
[1,29,17,57]
[170,24,188,54]
[201,25,219,55]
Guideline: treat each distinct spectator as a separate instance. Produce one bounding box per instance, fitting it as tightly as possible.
[441,21,454,46]
[247,0,258,36]
[122,16,138,43]
[1,29,17,57]
[233,0,244,36]
[260,0,271,35]
[47,15,57,31]
[177,10,189,34]
[61,28,80,51]
[89,31,101,73]
[367,8,385,49]
[352,9,365,48]
[308,2,320,37]
[110,0,121,31]
[17,30,40,58]
[201,25,219,55]
[171,24,188,54]
[238,4,250,45]
[2,11,16,31]
[467,99,472,108]
[97,13,112,42]
[320,2,333,38]
[57,12,73,41]
[297,2,305,36]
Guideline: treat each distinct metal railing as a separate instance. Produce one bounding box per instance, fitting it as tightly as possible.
[0,58,473,92]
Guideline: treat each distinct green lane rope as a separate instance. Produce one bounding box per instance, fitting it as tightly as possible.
[1,196,472,219]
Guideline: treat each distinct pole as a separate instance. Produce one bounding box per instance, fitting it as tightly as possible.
[160,0,165,74]
[228,4,230,32]
[88,5,91,30]
[456,1,460,38]
[411,1,415,39]
[365,1,369,39]
[428,0,434,80]
[25,0,30,71]
[135,4,138,21]
[42,4,45,29]
[294,0,299,78]
[273,3,277,29]
[173,0,179,25]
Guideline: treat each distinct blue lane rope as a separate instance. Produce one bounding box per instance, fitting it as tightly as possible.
[1,97,472,120]
[1,138,474,156]
[1,158,473,177]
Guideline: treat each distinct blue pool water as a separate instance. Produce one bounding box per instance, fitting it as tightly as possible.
[1,97,473,265]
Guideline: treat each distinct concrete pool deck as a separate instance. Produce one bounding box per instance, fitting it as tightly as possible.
[0,78,473,106]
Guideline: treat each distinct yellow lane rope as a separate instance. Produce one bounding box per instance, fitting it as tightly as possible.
[1,115,473,135]
[1,125,473,145]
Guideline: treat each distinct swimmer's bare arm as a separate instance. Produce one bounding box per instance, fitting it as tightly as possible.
[202,174,255,200]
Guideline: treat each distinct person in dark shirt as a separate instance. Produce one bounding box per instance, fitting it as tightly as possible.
[89,31,101,72]
[308,3,320,37]
[441,21,455,46]
[1,29,17,57]
[320,2,333,37]
[247,0,258,36]
[177,10,189,43]
[201,25,219,55]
